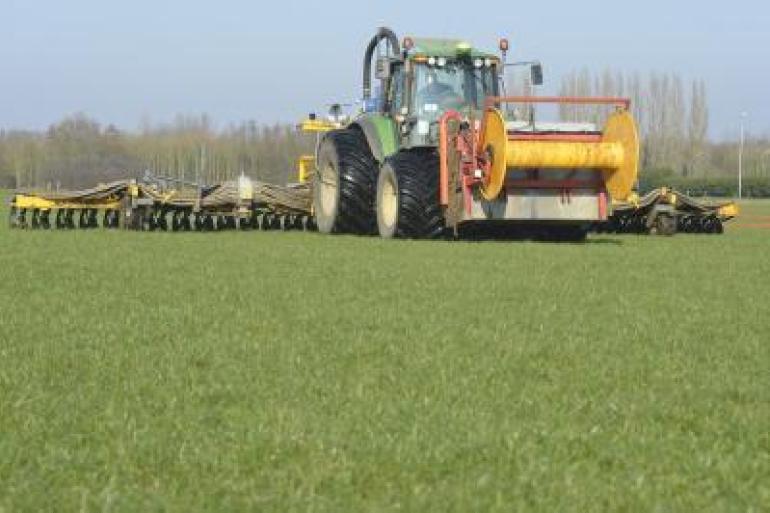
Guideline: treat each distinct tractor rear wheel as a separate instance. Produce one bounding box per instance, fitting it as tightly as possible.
[314,129,378,234]
[376,151,444,239]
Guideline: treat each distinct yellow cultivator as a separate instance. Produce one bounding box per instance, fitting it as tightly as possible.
[9,176,314,232]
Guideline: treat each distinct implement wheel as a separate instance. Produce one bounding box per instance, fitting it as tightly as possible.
[376,150,444,239]
[654,214,677,236]
[314,129,378,235]
[704,216,723,234]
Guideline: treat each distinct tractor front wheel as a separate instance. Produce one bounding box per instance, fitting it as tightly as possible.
[314,129,378,235]
[376,151,444,239]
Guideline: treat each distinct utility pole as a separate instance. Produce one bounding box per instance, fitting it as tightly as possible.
[738,112,747,199]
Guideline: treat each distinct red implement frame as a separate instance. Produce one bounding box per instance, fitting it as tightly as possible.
[438,110,463,206]
[484,96,631,110]
[438,97,632,216]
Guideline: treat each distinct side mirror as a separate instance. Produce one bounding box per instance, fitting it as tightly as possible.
[530,63,543,86]
[375,57,391,80]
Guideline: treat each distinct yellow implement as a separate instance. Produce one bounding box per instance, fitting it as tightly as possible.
[296,117,339,183]
[297,156,316,183]
[480,108,640,201]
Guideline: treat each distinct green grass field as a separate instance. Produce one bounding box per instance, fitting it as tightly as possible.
[1,196,769,512]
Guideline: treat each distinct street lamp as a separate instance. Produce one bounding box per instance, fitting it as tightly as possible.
[739,112,747,199]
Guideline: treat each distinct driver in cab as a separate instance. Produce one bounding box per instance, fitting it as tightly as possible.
[415,70,464,114]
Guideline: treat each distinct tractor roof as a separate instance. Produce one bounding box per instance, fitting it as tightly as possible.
[406,37,498,60]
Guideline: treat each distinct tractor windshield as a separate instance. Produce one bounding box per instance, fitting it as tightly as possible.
[412,61,497,121]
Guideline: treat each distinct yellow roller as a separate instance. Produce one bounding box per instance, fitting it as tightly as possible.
[480,108,639,201]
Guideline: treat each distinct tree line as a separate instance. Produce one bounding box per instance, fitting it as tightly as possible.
[557,68,769,184]
[0,114,314,190]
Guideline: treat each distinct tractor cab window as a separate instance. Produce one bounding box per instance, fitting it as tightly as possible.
[412,61,497,121]
[388,64,405,114]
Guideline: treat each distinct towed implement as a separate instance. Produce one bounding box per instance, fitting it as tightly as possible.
[595,187,739,235]
[8,176,314,232]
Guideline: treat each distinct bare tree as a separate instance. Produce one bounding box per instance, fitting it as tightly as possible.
[687,80,709,176]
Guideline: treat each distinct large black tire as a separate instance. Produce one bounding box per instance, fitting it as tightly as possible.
[314,129,378,234]
[376,151,444,239]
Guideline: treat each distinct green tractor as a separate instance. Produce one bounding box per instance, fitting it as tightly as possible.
[313,27,639,240]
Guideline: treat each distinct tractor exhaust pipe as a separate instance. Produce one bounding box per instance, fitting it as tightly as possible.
[363,27,400,101]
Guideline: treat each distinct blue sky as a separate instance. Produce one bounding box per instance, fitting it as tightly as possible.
[2,0,768,139]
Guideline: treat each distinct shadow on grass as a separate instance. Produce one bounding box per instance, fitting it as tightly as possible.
[448,223,625,245]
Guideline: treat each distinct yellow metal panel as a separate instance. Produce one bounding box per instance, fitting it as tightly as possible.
[479,109,508,200]
[299,119,337,132]
[718,203,739,218]
[12,194,120,210]
[12,195,57,209]
[601,110,639,201]
[297,155,315,183]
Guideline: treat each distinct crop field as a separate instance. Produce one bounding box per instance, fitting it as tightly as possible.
[1,193,768,512]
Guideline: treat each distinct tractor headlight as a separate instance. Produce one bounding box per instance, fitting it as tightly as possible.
[484,58,492,67]
[474,58,483,68]
[437,57,447,67]
[428,57,436,66]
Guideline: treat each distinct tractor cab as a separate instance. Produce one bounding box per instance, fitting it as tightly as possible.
[366,34,501,147]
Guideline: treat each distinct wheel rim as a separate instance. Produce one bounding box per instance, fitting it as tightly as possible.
[318,164,338,218]
[380,171,398,230]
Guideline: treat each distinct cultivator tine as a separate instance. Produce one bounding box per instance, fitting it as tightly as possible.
[182,212,192,231]
[171,211,179,231]
[66,210,76,229]
[103,209,118,229]
[9,206,24,229]
[258,213,270,230]
[710,217,723,234]
[30,209,41,229]
[78,208,98,230]
[147,210,167,231]
[40,210,51,229]
[171,210,183,231]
